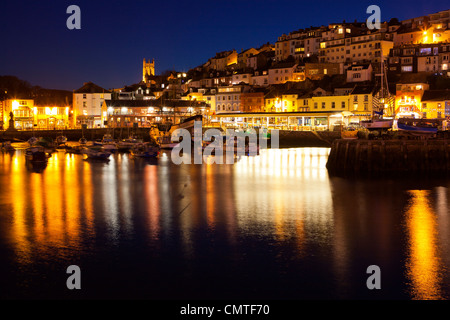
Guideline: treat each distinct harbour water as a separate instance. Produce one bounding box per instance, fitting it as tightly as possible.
[1,146,450,300]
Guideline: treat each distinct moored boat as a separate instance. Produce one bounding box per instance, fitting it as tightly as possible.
[117,135,144,152]
[65,145,84,154]
[82,146,111,160]
[361,119,393,130]
[79,137,88,145]
[130,143,160,158]
[55,135,68,146]
[1,141,15,152]
[396,118,438,135]
[25,146,50,162]
[157,134,179,149]
[27,136,39,146]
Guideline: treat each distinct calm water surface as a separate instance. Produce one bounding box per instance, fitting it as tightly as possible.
[1,146,450,300]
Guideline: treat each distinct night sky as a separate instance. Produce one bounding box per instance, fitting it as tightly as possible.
[0,0,447,91]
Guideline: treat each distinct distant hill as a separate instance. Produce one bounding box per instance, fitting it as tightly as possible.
[0,75,72,106]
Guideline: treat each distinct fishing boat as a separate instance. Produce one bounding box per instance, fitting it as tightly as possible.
[82,146,111,160]
[396,118,438,135]
[25,146,49,162]
[130,143,160,158]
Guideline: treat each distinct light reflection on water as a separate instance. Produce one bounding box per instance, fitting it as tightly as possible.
[1,147,450,299]
[405,190,444,300]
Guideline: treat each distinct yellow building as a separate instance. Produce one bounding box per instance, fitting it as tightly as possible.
[1,99,70,130]
[420,90,450,119]
[33,105,70,129]
[2,99,34,130]
[208,50,238,71]
[395,82,429,118]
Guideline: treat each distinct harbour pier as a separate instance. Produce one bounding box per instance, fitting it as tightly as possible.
[326,138,450,176]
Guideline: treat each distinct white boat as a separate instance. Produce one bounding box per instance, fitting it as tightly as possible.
[361,119,393,130]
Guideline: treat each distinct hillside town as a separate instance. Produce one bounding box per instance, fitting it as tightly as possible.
[1,9,450,132]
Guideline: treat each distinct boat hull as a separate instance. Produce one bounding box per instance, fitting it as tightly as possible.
[361,120,393,130]
[397,123,438,134]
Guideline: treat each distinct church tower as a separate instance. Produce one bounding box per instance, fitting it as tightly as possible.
[143,58,155,83]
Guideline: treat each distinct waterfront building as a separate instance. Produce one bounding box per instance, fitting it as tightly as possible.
[394,75,429,118]
[348,85,375,117]
[2,99,34,130]
[420,90,450,119]
[33,105,70,130]
[73,82,111,128]
[103,97,209,127]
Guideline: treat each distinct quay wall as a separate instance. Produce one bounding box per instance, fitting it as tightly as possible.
[1,128,341,148]
[326,139,450,176]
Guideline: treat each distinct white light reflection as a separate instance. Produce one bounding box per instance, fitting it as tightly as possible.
[101,157,120,241]
[233,148,333,249]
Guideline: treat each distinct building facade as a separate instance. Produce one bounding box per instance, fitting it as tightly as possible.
[73,82,111,128]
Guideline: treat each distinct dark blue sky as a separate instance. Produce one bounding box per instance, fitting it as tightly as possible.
[0,0,447,91]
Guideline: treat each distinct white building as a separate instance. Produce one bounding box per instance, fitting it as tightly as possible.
[73,82,111,128]
[346,63,373,82]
